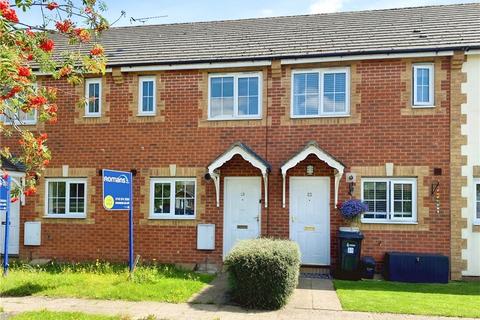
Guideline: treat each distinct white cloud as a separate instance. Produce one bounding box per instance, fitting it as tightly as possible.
[309,0,344,14]
[258,9,275,17]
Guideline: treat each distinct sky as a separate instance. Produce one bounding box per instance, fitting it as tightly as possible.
[17,0,480,27]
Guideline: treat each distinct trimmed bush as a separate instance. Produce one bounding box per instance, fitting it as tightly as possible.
[224,238,300,310]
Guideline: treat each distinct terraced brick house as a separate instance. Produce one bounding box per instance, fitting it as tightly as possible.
[1,3,480,279]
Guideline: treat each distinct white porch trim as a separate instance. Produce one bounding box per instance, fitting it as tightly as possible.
[207,143,271,208]
[281,141,345,208]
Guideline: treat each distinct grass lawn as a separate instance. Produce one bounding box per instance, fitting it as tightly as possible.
[334,279,480,318]
[0,261,214,303]
[8,311,123,320]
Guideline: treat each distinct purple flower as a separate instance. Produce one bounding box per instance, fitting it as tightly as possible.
[339,199,369,219]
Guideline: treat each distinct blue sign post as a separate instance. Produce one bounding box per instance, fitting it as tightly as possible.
[102,169,134,273]
[0,175,11,277]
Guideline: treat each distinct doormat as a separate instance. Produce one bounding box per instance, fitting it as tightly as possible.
[300,272,332,279]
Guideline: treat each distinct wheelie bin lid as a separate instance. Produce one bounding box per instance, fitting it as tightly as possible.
[337,230,364,239]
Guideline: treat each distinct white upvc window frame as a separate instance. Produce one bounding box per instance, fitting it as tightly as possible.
[207,72,262,120]
[149,177,197,220]
[361,177,417,224]
[290,67,350,118]
[474,178,480,225]
[84,78,102,117]
[2,109,37,125]
[138,76,156,116]
[412,63,434,108]
[44,178,87,219]
[1,83,38,125]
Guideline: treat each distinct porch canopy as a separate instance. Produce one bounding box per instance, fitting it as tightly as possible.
[280,141,345,208]
[207,142,271,208]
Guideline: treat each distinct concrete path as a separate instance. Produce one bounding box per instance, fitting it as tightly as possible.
[287,278,342,311]
[1,296,477,320]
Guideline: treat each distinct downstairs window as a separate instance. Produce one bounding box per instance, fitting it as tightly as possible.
[361,178,417,223]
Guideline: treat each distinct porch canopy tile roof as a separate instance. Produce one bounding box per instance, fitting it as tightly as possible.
[207,142,271,208]
[1,156,26,173]
[49,3,480,67]
[281,141,345,208]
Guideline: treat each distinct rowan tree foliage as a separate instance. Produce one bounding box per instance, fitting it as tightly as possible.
[0,0,109,200]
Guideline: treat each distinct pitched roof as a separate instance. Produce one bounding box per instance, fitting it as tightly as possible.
[53,3,480,67]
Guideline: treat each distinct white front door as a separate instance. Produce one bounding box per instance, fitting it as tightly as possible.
[290,177,330,265]
[223,177,261,258]
[0,198,20,255]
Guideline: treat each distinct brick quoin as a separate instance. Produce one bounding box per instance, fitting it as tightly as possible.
[4,57,452,271]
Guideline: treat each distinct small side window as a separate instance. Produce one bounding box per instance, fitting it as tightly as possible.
[85,78,102,117]
[412,64,434,107]
[475,180,480,225]
[138,76,156,116]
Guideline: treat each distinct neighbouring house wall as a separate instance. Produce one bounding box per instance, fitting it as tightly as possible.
[3,57,453,272]
[460,53,480,277]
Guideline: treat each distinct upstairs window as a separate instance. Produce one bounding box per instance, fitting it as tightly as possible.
[150,178,196,219]
[413,64,434,107]
[208,73,261,120]
[291,68,349,117]
[138,76,156,115]
[45,179,87,218]
[362,178,417,223]
[2,109,37,125]
[1,83,38,125]
[85,78,101,117]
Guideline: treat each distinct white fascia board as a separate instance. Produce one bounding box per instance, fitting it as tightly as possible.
[281,51,455,65]
[120,60,272,72]
[34,68,113,76]
[466,49,480,55]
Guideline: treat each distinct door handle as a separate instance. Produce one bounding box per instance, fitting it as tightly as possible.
[291,216,295,222]
[254,216,259,222]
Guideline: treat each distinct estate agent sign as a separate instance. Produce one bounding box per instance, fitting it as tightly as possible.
[102,169,134,272]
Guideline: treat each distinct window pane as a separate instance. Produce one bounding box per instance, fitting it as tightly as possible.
[153,183,171,214]
[174,180,195,216]
[363,181,387,219]
[211,78,222,97]
[141,80,154,112]
[237,77,259,116]
[393,183,413,218]
[210,98,222,117]
[223,97,234,116]
[476,184,480,219]
[69,183,85,214]
[323,93,334,113]
[88,83,100,113]
[294,95,306,116]
[323,72,346,114]
[364,182,375,200]
[306,95,319,115]
[175,181,185,198]
[223,77,234,97]
[293,74,306,95]
[376,182,387,200]
[249,97,258,115]
[48,181,66,214]
[238,78,248,96]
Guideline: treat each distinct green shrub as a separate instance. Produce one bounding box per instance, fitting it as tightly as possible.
[224,238,300,310]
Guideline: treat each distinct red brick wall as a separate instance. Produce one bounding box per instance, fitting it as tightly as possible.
[5,57,452,270]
